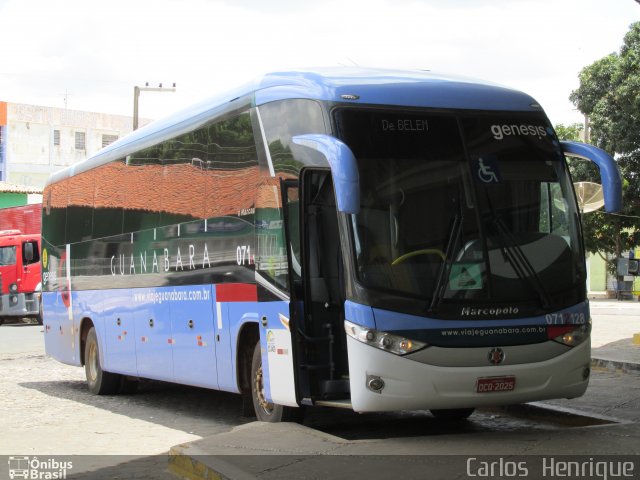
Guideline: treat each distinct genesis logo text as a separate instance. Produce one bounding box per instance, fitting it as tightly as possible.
[491,124,547,141]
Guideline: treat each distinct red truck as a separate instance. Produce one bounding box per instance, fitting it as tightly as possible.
[0,204,42,325]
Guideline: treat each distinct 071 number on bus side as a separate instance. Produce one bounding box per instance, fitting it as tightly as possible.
[236,245,254,266]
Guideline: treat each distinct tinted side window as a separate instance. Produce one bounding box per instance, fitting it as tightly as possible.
[159,126,209,226]
[66,170,94,244]
[43,181,67,246]
[205,112,258,219]
[93,161,125,239]
[123,145,163,233]
[258,99,328,175]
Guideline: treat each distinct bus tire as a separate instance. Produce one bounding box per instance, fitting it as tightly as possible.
[251,341,303,423]
[430,408,475,421]
[85,327,121,395]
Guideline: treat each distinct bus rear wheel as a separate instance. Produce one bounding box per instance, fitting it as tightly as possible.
[85,326,121,395]
[430,408,475,421]
[251,342,303,422]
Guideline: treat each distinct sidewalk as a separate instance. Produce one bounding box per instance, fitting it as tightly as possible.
[591,338,640,374]
[590,299,640,374]
[168,300,640,479]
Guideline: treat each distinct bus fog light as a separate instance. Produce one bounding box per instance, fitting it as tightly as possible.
[10,295,18,305]
[367,375,385,393]
[583,367,590,380]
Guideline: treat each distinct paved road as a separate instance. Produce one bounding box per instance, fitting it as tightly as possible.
[0,324,252,477]
[0,323,44,354]
[0,338,251,456]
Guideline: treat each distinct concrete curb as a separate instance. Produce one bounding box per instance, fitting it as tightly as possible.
[591,356,640,375]
[167,422,351,479]
[168,448,255,480]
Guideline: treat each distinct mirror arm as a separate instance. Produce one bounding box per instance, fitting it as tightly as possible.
[292,134,360,214]
[560,141,623,213]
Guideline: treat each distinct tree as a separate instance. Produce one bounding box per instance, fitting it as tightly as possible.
[569,22,640,262]
[554,123,583,142]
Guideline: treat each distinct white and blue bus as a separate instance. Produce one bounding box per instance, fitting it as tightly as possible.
[42,69,622,422]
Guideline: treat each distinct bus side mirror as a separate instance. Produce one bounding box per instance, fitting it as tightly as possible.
[292,134,360,214]
[24,242,34,263]
[560,141,623,213]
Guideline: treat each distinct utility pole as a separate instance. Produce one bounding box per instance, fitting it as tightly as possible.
[133,82,176,130]
[584,114,590,143]
[63,89,72,110]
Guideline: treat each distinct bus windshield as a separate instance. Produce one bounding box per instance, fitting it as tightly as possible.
[335,108,584,316]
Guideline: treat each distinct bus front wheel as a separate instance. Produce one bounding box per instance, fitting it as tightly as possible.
[85,327,121,395]
[251,342,303,422]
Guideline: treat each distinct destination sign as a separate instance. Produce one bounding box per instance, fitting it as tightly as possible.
[381,118,429,133]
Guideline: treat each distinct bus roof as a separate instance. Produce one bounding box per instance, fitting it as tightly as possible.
[47,68,543,185]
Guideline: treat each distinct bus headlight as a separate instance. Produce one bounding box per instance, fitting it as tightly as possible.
[9,283,18,293]
[344,320,427,355]
[548,323,590,347]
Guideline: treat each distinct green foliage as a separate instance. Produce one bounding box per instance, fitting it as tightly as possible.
[569,22,640,260]
[554,123,584,142]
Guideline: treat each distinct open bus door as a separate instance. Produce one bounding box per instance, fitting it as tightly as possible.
[256,135,358,419]
[282,169,352,408]
[288,135,361,409]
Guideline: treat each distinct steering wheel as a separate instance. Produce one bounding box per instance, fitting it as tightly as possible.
[392,249,446,266]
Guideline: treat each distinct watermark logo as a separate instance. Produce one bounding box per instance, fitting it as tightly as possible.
[7,456,72,479]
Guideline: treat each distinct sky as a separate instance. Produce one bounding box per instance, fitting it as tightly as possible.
[0,0,638,126]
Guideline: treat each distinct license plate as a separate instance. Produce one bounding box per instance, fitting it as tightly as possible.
[476,376,516,393]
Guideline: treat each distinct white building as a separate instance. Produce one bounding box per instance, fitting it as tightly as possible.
[0,101,150,189]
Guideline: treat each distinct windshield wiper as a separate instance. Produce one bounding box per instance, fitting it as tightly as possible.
[428,213,462,314]
[491,215,551,309]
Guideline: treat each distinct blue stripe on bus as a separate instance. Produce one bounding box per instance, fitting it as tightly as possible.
[371,301,589,331]
[344,300,589,348]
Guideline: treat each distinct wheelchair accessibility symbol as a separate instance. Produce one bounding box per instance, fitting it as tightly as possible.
[473,156,502,184]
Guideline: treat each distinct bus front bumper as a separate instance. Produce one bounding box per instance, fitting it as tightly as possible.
[346,336,590,412]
